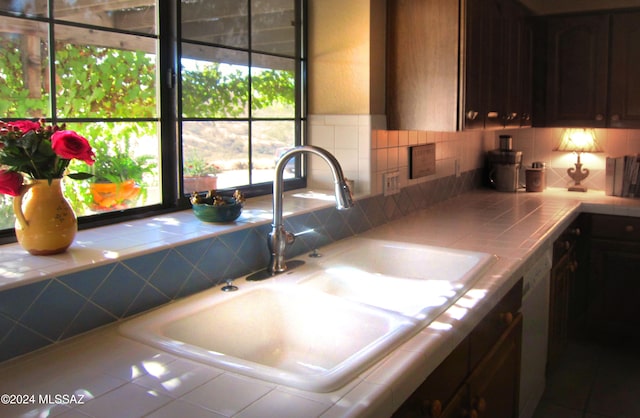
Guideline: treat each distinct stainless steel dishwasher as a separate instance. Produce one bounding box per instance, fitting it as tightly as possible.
[519,249,552,418]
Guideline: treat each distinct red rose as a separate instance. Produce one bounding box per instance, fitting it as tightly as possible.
[0,170,24,196]
[10,120,41,134]
[51,130,95,165]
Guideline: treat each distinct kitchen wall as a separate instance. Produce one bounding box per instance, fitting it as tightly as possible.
[4,0,640,365]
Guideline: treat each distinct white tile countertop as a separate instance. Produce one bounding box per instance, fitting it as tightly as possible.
[1,188,640,418]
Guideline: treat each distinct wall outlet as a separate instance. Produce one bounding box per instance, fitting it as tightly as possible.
[383,171,400,196]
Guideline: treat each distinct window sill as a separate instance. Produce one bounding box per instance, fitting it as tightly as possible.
[0,189,354,292]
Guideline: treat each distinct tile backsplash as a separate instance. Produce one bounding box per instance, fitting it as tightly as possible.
[503,127,640,191]
[0,169,482,364]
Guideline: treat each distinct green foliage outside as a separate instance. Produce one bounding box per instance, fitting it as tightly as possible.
[0,32,295,230]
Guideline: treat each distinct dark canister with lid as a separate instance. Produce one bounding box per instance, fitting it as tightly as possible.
[525,162,546,192]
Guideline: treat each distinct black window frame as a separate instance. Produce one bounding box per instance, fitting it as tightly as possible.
[0,0,307,244]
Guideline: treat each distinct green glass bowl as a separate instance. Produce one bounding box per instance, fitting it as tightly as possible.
[192,196,243,223]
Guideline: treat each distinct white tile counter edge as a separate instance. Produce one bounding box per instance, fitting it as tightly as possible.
[2,189,640,418]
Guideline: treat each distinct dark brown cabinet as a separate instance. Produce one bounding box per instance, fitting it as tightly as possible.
[548,238,576,372]
[587,215,640,339]
[467,314,522,418]
[609,12,640,128]
[387,0,532,131]
[547,216,586,373]
[539,11,640,128]
[386,0,461,131]
[393,280,523,418]
[463,0,533,130]
[541,14,609,127]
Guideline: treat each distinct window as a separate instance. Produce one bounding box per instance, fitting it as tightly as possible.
[0,1,305,240]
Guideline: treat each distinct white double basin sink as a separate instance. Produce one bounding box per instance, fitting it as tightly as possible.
[120,238,496,392]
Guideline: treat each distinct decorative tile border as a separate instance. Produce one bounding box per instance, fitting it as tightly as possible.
[0,169,482,363]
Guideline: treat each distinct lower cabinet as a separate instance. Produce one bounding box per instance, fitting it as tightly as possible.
[587,214,640,339]
[393,279,523,418]
[547,239,575,372]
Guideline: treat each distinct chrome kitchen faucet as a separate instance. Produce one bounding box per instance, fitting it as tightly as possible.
[248,145,353,280]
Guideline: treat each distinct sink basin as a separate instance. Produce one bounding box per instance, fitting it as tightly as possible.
[119,285,417,392]
[299,238,496,322]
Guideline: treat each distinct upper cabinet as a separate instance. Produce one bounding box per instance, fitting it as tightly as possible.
[386,0,533,132]
[537,10,640,128]
[386,0,460,131]
[464,0,534,130]
[538,14,609,127]
[609,12,640,128]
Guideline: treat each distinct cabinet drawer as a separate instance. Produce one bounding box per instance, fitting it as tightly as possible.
[590,214,640,241]
[469,278,522,370]
[393,337,469,418]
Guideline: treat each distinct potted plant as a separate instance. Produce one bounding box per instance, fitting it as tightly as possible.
[183,156,221,193]
[89,138,156,211]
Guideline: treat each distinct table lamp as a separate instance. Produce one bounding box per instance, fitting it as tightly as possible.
[555,128,603,192]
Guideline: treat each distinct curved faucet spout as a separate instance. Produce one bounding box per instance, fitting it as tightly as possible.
[269,145,354,275]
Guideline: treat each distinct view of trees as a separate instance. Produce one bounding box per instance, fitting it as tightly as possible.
[0,32,296,229]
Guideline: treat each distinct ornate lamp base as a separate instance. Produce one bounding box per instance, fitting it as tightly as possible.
[567,153,589,192]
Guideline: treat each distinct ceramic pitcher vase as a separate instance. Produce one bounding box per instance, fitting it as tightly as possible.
[13,178,77,255]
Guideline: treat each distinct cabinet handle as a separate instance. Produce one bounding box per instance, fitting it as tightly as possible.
[611,114,620,121]
[500,312,514,325]
[595,114,604,121]
[474,397,487,413]
[625,225,634,233]
[421,399,443,417]
[462,409,479,418]
[466,110,479,121]
[487,111,499,119]
[570,227,581,236]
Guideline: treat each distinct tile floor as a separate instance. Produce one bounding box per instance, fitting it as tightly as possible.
[532,338,640,418]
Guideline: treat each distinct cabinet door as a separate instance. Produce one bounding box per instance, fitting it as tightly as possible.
[545,14,609,127]
[609,12,640,128]
[463,0,486,129]
[547,250,574,373]
[387,0,460,131]
[463,0,532,130]
[483,0,507,129]
[588,239,640,338]
[506,4,534,128]
[467,313,522,418]
[392,338,469,418]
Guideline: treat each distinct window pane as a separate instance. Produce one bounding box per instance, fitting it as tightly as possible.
[252,120,296,184]
[181,45,249,118]
[251,54,295,118]
[0,16,50,118]
[181,0,248,49]
[252,0,295,57]
[53,0,157,35]
[54,25,157,119]
[0,1,48,17]
[65,121,161,214]
[182,121,248,191]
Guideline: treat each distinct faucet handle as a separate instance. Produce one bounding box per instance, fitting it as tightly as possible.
[285,230,296,245]
[221,279,238,292]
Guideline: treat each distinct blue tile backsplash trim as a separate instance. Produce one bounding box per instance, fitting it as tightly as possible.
[0,170,482,363]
